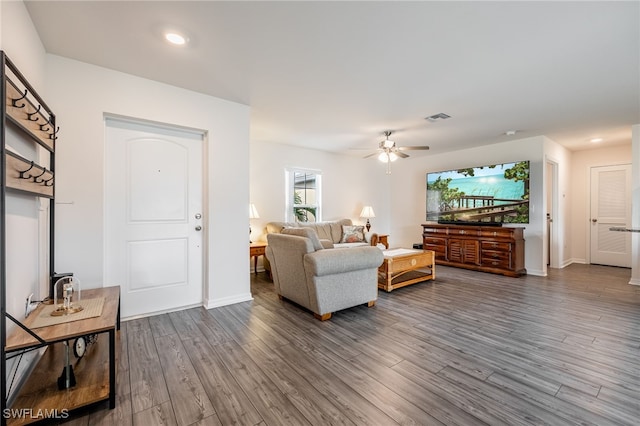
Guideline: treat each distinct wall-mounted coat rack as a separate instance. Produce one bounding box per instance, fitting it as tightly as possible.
[5,75,57,151]
[6,151,54,197]
[2,50,57,426]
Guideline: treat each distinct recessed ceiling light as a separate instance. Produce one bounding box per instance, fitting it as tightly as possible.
[590,138,603,143]
[505,130,517,136]
[165,32,187,45]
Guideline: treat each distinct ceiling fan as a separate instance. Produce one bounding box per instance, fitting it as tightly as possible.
[364,131,430,174]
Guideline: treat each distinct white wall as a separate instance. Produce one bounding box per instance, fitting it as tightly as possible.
[543,136,572,269]
[569,144,632,264]
[0,1,46,90]
[388,136,548,275]
[1,0,49,404]
[250,140,390,252]
[630,124,639,285]
[45,55,251,310]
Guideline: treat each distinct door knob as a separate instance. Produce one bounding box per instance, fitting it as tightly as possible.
[195,213,202,219]
[195,225,202,231]
[592,219,598,223]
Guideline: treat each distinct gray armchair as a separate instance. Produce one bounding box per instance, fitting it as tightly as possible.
[266,229,384,320]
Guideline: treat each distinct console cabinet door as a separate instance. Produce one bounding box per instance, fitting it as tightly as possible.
[449,239,480,265]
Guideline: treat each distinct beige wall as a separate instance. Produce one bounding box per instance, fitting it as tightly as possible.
[569,144,632,264]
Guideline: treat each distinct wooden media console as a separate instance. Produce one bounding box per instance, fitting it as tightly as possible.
[422,223,526,277]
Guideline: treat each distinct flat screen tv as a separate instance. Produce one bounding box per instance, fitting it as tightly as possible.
[426,160,530,225]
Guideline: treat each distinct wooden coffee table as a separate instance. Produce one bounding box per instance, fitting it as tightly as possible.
[378,248,435,292]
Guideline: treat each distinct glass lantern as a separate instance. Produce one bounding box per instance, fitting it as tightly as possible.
[51,276,84,316]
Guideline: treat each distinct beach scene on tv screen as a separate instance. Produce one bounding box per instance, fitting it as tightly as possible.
[426,161,530,223]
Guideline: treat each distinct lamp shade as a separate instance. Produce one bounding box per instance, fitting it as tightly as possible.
[360,206,375,218]
[249,203,260,219]
[377,152,398,162]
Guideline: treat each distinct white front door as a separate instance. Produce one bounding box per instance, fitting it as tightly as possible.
[590,164,631,267]
[105,118,204,318]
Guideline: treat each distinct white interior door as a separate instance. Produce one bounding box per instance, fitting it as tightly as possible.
[105,118,204,318]
[590,164,631,267]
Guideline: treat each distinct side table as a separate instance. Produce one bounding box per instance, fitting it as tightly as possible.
[378,234,389,249]
[250,242,267,275]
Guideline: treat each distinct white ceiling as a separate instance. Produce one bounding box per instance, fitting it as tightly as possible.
[24,1,640,156]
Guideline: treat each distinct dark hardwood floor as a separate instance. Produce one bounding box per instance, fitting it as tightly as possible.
[64,264,639,425]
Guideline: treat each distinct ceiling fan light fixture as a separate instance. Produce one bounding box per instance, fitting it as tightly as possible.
[382,139,394,149]
[378,151,398,162]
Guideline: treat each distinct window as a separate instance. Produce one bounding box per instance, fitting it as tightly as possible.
[286,168,321,222]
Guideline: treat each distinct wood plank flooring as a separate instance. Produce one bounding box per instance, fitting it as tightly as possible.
[62,264,640,425]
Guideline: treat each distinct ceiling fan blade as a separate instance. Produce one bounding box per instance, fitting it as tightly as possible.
[395,151,410,158]
[398,145,430,151]
[363,151,379,159]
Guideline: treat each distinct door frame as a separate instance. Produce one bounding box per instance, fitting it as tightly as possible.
[545,158,560,271]
[102,113,209,318]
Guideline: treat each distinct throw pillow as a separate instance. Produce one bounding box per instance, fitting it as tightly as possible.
[340,225,365,243]
[281,227,324,251]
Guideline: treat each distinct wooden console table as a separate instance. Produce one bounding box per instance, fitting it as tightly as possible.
[5,286,120,425]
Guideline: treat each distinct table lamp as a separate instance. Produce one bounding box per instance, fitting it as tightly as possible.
[249,203,260,242]
[360,206,375,232]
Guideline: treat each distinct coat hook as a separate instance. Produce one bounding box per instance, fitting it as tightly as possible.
[43,175,54,186]
[39,118,51,133]
[26,105,42,122]
[32,168,47,183]
[11,89,28,108]
[18,161,35,179]
[49,127,59,140]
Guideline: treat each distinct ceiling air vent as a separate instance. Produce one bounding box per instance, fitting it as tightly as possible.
[425,113,451,122]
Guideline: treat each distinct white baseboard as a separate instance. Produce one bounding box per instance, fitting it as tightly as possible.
[205,293,253,309]
[560,258,585,268]
[121,302,202,322]
[629,278,640,286]
[526,268,546,277]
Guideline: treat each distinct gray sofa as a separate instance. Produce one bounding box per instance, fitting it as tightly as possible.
[266,228,384,320]
[263,218,380,275]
